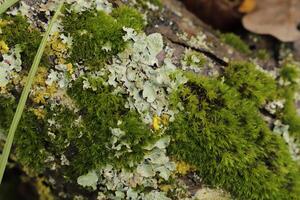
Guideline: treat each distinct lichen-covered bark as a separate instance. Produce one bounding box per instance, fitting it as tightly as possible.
[0,0,300,200]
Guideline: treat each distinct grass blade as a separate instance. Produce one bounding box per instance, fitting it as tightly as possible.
[0,0,19,15]
[0,2,64,183]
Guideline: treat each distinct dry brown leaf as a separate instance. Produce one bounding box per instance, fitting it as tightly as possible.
[242,0,300,42]
[239,0,256,13]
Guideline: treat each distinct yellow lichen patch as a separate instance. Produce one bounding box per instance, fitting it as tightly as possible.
[34,67,48,85]
[35,178,54,200]
[0,86,7,94]
[0,19,11,27]
[31,108,46,119]
[31,67,58,105]
[32,91,47,104]
[152,115,161,131]
[66,63,74,74]
[176,161,195,175]
[45,84,58,96]
[160,184,173,192]
[47,32,68,64]
[0,40,9,54]
[161,114,170,126]
[11,72,23,86]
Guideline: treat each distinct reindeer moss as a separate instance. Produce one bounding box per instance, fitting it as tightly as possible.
[0,15,47,69]
[220,33,251,54]
[223,61,277,106]
[167,72,300,200]
[63,6,144,69]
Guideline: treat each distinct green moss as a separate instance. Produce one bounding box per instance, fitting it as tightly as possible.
[167,73,300,200]
[0,95,47,172]
[280,63,300,86]
[223,61,277,106]
[279,62,300,140]
[15,111,48,173]
[0,96,15,130]
[220,33,251,54]
[0,15,47,69]
[136,0,162,9]
[282,90,300,140]
[66,77,156,177]
[111,6,145,31]
[63,6,144,69]
[256,49,271,60]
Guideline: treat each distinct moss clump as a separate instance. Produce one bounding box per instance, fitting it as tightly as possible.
[223,61,277,106]
[136,0,162,9]
[0,15,46,69]
[0,95,48,172]
[111,6,145,31]
[0,96,15,130]
[15,110,48,173]
[280,63,300,86]
[256,49,271,60]
[63,6,144,69]
[166,73,300,200]
[279,62,300,140]
[66,77,155,176]
[220,33,251,54]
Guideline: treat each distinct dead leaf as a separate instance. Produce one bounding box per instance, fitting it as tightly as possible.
[242,0,300,42]
[239,0,256,13]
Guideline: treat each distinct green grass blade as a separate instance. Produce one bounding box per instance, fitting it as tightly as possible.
[0,0,19,15]
[0,2,64,183]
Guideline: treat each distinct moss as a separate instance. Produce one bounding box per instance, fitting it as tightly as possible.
[223,61,277,106]
[280,63,300,86]
[0,15,47,69]
[111,6,145,31]
[282,90,300,140]
[256,49,271,60]
[166,73,300,200]
[63,6,144,69]
[220,33,251,54]
[136,0,163,9]
[66,77,156,177]
[279,62,300,140]
[0,96,49,173]
[0,96,15,130]
[14,110,48,173]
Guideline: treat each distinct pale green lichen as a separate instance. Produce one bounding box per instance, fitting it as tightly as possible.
[0,45,22,88]
[77,170,98,190]
[107,28,187,124]
[181,48,207,72]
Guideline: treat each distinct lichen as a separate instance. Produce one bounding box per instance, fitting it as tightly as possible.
[1,1,300,200]
[181,49,207,72]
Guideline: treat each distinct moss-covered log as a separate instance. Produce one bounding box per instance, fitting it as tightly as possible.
[0,0,300,200]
